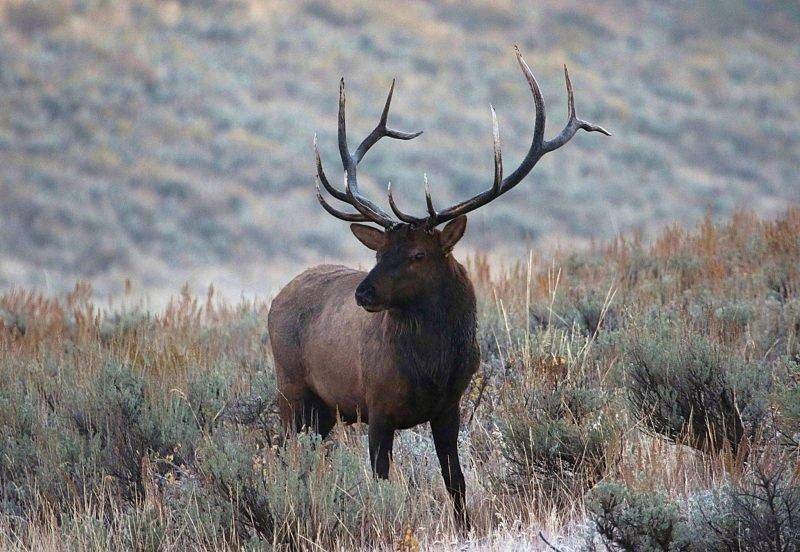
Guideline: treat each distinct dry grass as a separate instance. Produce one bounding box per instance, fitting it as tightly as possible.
[0,210,798,550]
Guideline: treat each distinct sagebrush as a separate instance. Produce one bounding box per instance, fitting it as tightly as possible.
[0,211,798,550]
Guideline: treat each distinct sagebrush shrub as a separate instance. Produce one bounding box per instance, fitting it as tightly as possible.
[588,456,800,552]
[198,428,409,548]
[586,482,689,551]
[496,365,620,505]
[694,460,800,551]
[562,287,619,336]
[623,317,769,454]
[74,361,169,500]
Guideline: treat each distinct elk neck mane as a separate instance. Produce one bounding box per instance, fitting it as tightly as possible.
[379,259,476,390]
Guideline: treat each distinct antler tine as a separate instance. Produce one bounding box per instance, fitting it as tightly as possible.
[404,104,506,228]
[387,182,420,224]
[497,45,547,194]
[566,65,576,120]
[426,47,609,226]
[543,65,611,153]
[315,179,371,222]
[315,131,370,221]
[491,105,503,194]
[315,134,349,202]
[354,79,423,163]
[337,78,352,173]
[514,45,545,152]
[423,174,437,220]
[316,131,389,223]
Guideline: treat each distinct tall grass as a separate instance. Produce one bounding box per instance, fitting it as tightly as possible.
[0,210,798,550]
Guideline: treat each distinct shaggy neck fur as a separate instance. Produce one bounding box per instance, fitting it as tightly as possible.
[381,258,476,389]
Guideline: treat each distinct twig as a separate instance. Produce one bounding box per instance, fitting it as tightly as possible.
[539,531,564,552]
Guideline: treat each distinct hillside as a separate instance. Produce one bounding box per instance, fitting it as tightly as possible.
[0,0,798,298]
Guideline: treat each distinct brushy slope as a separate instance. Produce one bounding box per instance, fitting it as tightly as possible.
[0,0,798,297]
[0,211,797,550]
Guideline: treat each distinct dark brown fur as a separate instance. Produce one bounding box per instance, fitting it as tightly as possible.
[268,218,477,526]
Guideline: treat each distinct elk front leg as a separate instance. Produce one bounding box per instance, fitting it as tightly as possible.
[431,408,470,531]
[368,419,395,479]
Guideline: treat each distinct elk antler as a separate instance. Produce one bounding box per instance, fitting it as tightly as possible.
[388,46,610,228]
[315,79,422,228]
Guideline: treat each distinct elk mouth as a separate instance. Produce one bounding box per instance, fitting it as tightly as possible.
[355,296,387,312]
[359,302,386,313]
[355,294,387,312]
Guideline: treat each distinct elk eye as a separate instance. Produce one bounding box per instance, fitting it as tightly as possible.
[411,251,425,261]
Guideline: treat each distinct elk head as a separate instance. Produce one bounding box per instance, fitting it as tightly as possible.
[314,47,610,313]
[349,218,467,312]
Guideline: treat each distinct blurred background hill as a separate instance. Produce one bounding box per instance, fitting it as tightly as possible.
[0,0,798,300]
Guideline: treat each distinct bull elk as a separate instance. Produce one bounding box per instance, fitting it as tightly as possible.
[267,47,609,528]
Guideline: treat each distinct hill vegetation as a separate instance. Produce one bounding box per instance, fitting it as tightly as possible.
[0,211,797,550]
[0,0,798,297]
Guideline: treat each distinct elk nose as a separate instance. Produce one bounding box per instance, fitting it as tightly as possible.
[355,283,376,306]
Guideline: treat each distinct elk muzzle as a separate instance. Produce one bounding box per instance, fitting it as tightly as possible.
[355,280,384,312]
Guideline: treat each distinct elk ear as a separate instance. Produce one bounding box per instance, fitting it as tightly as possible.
[350,224,386,251]
[440,215,467,252]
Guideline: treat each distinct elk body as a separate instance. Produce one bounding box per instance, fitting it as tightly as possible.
[267,47,608,528]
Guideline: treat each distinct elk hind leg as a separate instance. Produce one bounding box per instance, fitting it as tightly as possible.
[279,388,335,438]
[304,392,335,439]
